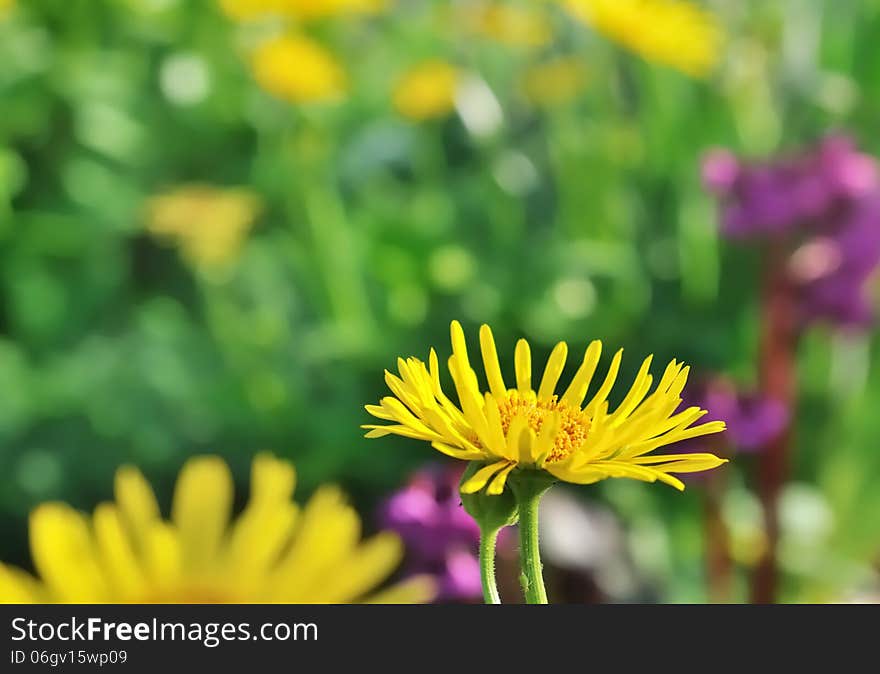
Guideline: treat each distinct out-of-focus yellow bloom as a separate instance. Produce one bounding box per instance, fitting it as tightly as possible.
[365,321,727,495]
[520,57,589,106]
[220,0,284,20]
[251,34,347,103]
[393,61,459,122]
[0,454,435,603]
[145,184,261,270]
[563,0,723,78]
[0,0,13,16]
[464,3,554,49]
[220,0,387,22]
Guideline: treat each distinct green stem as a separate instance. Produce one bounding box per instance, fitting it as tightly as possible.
[514,482,548,604]
[479,528,501,605]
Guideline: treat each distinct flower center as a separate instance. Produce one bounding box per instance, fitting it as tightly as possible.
[497,392,591,463]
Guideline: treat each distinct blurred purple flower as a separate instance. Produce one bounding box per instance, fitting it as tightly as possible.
[678,377,788,456]
[380,465,482,602]
[702,135,880,328]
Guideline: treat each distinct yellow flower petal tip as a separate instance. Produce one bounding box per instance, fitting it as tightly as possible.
[563,0,724,78]
[366,320,728,494]
[145,184,261,270]
[251,34,347,104]
[393,60,459,121]
[1,454,426,604]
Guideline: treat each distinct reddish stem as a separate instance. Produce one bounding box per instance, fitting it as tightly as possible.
[703,469,732,603]
[751,243,798,603]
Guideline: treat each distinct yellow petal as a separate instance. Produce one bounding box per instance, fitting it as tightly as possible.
[460,460,511,494]
[227,454,300,584]
[251,452,297,507]
[545,463,606,485]
[30,504,108,602]
[633,453,728,472]
[583,348,623,415]
[309,532,403,603]
[227,504,298,591]
[538,341,568,401]
[365,574,437,604]
[479,324,508,398]
[448,358,492,452]
[143,521,182,591]
[430,441,488,461]
[251,34,346,104]
[450,319,472,373]
[0,564,42,603]
[93,504,146,600]
[483,393,511,459]
[514,338,532,393]
[363,423,440,442]
[274,486,360,600]
[365,403,394,420]
[561,340,602,407]
[533,410,561,466]
[115,466,161,553]
[610,354,653,423]
[171,456,234,573]
[486,463,517,495]
[504,414,534,464]
[624,420,727,458]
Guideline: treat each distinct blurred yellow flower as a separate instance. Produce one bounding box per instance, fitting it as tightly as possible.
[393,61,459,122]
[251,34,347,103]
[563,0,723,78]
[0,0,12,16]
[520,57,589,106]
[0,454,435,603]
[464,3,554,48]
[220,0,387,22]
[365,320,727,495]
[145,184,261,270]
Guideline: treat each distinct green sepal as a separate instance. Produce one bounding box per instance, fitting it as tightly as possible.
[459,461,519,531]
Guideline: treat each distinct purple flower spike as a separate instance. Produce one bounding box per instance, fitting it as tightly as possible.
[702,134,880,329]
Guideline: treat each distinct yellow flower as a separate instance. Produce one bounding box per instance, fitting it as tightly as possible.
[219,0,285,20]
[220,0,387,22]
[393,61,459,122]
[365,321,727,495]
[563,0,723,78]
[145,184,261,270]
[251,34,346,103]
[0,454,435,604]
[464,3,554,49]
[520,57,589,106]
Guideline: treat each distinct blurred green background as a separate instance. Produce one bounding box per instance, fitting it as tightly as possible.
[1,0,878,602]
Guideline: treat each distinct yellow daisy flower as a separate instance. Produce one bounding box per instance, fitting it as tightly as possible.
[0,454,435,604]
[365,321,727,496]
[520,57,589,106]
[220,0,387,22]
[251,34,347,104]
[145,184,261,271]
[464,3,554,49]
[563,0,723,78]
[392,61,459,122]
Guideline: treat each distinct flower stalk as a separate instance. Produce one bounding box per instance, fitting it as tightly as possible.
[752,243,797,604]
[511,473,553,604]
[478,528,501,604]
